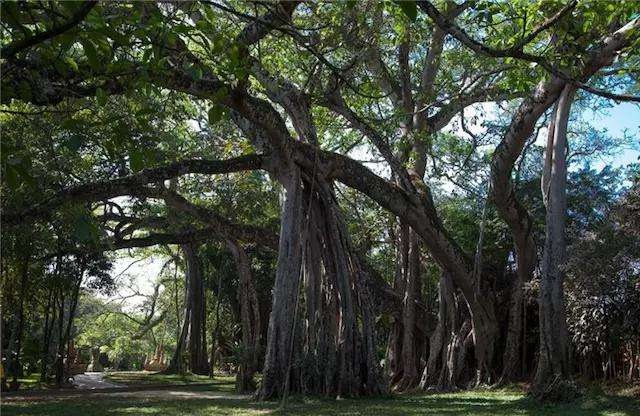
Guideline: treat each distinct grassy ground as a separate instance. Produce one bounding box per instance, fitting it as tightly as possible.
[16,374,42,390]
[3,382,639,416]
[103,371,228,387]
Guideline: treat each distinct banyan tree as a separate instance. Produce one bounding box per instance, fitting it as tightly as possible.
[2,0,639,402]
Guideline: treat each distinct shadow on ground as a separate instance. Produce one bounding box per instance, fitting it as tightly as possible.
[3,387,639,416]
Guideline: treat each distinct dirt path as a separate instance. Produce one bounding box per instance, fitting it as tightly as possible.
[72,372,123,390]
[91,389,248,400]
[2,383,249,403]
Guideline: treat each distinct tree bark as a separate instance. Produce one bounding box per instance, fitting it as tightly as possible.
[386,223,408,385]
[395,229,423,391]
[165,268,191,374]
[258,169,305,400]
[209,265,223,378]
[227,239,261,393]
[498,243,535,383]
[54,288,65,386]
[8,252,30,381]
[183,243,209,375]
[40,286,55,382]
[532,85,576,398]
[420,273,451,389]
[420,273,473,390]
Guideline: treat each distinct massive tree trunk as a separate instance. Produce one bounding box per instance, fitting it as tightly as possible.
[392,227,423,391]
[498,244,534,383]
[258,169,306,400]
[420,273,451,389]
[258,164,387,399]
[419,272,473,390]
[532,85,576,398]
[249,60,385,398]
[302,183,386,396]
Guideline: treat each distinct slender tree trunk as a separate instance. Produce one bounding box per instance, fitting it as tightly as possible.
[9,253,30,382]
[173,260,180,346]
[183,243,209,375]
[209,268,223,378]
[387,223,408,385]
[532,85,576,399]
[54,289,65,386]
[40,286,55,382]
[166,271,191,374]
[227,239,261,393]
[62,275,83,379]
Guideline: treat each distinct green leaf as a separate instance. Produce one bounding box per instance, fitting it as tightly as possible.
[184,63,203,81]
[103,141,116,159]
[395,1,417,21]
[65,135,84,152]
[211,87,228,102]
[72,212,96,243]
[13,162,36,189]
[129,149,145,172]
[54,59,68,75]
[4,165,20,189]
[208,105,225,124]
[6,155,22,166]
[18,80,31,101]
[96,87,107,106]
[62,117,79,130]
[65,57,79,72]
[82,39,100,70]
[143,148,157,166]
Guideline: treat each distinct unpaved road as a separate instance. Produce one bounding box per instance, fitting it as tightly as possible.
[2,374,249,403]
[72,372,123,390]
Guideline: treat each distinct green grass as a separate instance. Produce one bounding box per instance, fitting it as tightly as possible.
[103,371,229,387]
[15,373,43,390]
[3,386,639,416]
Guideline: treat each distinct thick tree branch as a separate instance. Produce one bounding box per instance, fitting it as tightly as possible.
[233,1,300,47]
[289,140,475,297]
[141,187,279,250]
[2,154,266,225]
